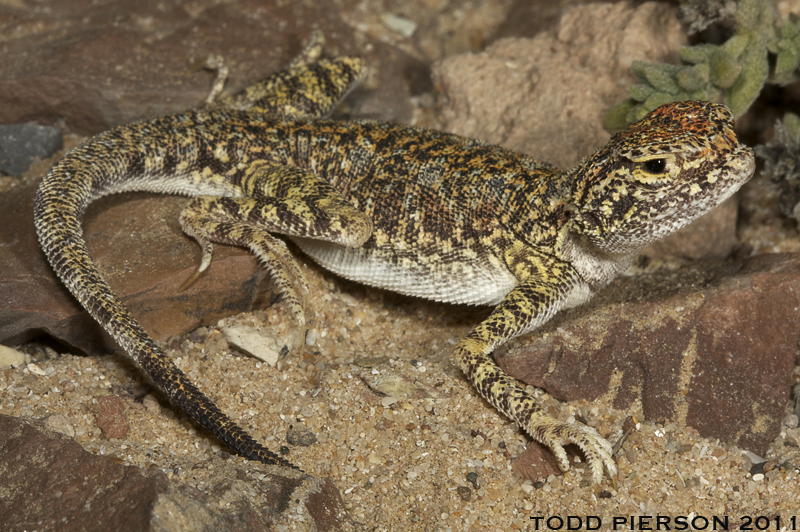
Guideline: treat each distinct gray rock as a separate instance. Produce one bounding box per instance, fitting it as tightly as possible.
[0,122,62,176]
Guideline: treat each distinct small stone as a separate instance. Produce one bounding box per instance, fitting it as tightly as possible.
[465,472,478,487]
[354,356,389,368]
[380,13,417,38]
[456,486,472,501]
[286,427,317,447]
[305,328,320,346]
[625,448,638,464]
[223,325,294,366]
[142,394,161,415]
[0,345,26,369]
[95,395,129,440]
[362,373,427,398]
[380,396,399,408]
[43,414,75,438]
[26,363,46,376]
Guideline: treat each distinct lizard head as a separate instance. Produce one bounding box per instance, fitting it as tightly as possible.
[570,100,755,255]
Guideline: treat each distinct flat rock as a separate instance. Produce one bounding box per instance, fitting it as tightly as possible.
[0,414,350,531]
[0,0,421,134]
[496,253,800,456]
[0,181,263,355]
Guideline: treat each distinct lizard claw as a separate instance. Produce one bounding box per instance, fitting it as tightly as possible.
[534,420,616,484]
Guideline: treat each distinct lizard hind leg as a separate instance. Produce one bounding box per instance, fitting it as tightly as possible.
[207,31,365,119]
[179,199,310,337]
[179,161,372,338]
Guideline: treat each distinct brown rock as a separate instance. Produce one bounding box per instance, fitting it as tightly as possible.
[489,0,591,41]
[496,253,800,455]
[0,182,263,355]
[0,0,418,134]
[511,441,562,482]
[0,414,351,531]
[96,395,130,440]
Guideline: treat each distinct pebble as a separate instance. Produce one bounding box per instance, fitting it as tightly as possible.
[456,486,472,501]
[0,344,26,369]
[142,394,161,415]
[380,13,417,38]
[43,414,75,438]
[305,328,320,346]
[27,363,46,376]
[354,356,389,368]
[222,325,289,366]
[286,428,317,447]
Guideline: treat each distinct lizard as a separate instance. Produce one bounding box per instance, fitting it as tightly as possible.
[34,32,755,484]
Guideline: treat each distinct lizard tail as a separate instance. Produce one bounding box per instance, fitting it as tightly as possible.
[33,124,299,470]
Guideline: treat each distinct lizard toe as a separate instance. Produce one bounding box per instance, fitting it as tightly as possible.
[535,420,616,484]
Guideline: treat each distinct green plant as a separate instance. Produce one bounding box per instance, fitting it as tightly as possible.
[604,0,782,131]
[755,113,800,222]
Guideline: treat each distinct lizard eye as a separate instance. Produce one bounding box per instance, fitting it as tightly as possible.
[642,158,666,174]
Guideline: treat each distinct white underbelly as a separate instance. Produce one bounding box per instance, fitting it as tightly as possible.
[291,237,518,306]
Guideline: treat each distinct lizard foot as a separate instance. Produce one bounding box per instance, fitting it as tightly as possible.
[529,417,616,484]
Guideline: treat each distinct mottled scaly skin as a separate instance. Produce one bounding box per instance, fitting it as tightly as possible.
[34,33,755,483]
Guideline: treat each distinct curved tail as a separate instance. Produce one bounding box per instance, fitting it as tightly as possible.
[34,127,298,470]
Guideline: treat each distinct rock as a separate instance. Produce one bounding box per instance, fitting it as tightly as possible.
[489,0,586,41]
[222,324,297,366]
[434,1,685,171]
[96,395,130,440]
[42,414,75,438]
[287,427,318,447]
[0,0,422,135]
[0,182,263,355]
[0,122,62,176]
[0,414,351,531]
[511,441,563,483]
[496,253,800,455]
[0,344,26,369]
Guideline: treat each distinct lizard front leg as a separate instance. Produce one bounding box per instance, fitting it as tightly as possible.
[454,251,616,484]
